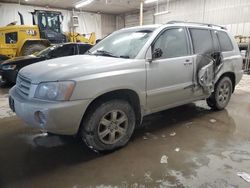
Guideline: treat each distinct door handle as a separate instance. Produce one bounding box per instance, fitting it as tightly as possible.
[184,60,192,66]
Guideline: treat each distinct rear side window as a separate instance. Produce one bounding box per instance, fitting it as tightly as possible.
[5,32,18,44]
[217,31,234,51]
[189,28,213,54]
[211,30,220,52]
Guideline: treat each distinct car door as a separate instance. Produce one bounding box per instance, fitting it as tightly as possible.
[189,28,219,95]
[146,27,195,110]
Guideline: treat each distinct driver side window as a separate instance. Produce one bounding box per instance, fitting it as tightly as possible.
[153,28,189,59]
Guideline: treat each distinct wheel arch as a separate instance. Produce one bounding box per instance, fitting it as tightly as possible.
[78,89,143,134]
[216,72,236,93]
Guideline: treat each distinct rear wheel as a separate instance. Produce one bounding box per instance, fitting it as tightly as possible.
[206,76,232,110]
[80,100,136,151]
[22,43,47,56]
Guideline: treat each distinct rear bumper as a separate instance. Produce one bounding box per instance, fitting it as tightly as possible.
[9,86,90,135]
[235,70,244,86]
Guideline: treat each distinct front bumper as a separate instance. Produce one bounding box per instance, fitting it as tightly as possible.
[9,86,90,135]
[0,69,17,83]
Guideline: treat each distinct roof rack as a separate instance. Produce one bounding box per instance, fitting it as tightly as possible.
[166,21,227,30]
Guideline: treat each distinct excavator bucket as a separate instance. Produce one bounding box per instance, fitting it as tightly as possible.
[67,32,96,44]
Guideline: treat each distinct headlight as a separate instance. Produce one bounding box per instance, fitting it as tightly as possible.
[34,81,76,101]
[2,64,16,70]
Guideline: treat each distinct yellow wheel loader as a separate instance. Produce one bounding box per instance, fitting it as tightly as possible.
[0,10,96,59]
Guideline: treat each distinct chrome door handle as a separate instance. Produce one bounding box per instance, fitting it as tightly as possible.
[184,61,192,66]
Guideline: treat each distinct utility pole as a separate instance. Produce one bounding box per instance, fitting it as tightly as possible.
[202,0,206,22]
[140,0,144,26]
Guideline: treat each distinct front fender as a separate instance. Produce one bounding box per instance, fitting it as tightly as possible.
[70,62,147,107]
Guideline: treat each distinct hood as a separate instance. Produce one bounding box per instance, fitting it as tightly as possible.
[19,55,135,83]
[2,55,38,65]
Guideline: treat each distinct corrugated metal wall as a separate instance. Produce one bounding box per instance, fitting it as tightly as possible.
[155,0,250,36]
[124,9,154,27]
[101,14,116,38]
[116,15,125,30]
[121,0,250,36]
[125,12,139,27]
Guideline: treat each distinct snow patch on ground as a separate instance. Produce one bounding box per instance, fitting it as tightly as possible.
[0,94,15,119]
[235,74,250,94]
[160,155,168,164]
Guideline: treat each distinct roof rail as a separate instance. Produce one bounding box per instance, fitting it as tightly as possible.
[166,21,227,30]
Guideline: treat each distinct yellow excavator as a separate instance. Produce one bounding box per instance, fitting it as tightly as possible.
[0,10,96,60]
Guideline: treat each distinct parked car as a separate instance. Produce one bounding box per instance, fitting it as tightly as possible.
[0,43,92,84]
[0,55,9,63]
[9,22,243,152]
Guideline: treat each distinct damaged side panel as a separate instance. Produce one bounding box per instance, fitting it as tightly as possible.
[198,61,214,94]
[196,53,224,95]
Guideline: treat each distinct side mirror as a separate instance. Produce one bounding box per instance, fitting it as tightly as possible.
[152,48,163,59]
[96,39,102,44]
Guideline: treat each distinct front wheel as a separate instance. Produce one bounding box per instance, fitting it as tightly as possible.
[80,100,136,151]
[206,76,233,110]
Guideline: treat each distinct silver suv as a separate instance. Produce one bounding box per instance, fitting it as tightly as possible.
[9,22,243,151]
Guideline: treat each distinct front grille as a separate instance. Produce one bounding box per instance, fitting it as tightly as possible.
[16,74,31,97]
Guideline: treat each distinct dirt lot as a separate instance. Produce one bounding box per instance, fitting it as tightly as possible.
[0,75,250,188]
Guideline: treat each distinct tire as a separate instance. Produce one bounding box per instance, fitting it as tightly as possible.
[206,76,233,110]
[80,100,136,151]
[206,97,215,108]
[22,43,47,56]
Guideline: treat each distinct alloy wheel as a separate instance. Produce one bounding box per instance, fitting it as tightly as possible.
[217,81,230,106]
[97,110,128,145]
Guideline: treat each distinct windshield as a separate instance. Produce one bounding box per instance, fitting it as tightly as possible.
[35,45,59,57]
[89,29,154,59]
[38,12,61,33]
[47,13,61,33]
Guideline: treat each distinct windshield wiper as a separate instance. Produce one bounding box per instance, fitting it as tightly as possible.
[120,55,130,59]
[93,50,118,58]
